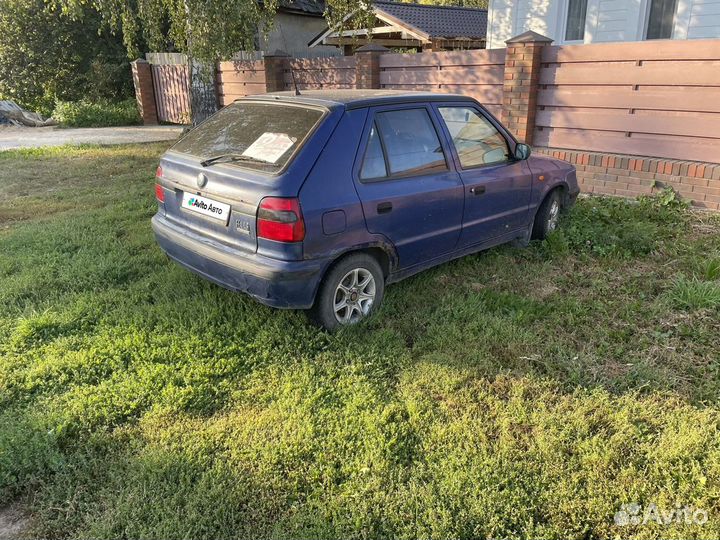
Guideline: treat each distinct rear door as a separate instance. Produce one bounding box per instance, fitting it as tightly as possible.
[158,100,328,254]
[352,104,464,270]
[435,104,533,245]
[159,155,266,254]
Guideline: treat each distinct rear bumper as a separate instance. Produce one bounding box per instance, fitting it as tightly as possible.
[152,214,327,309]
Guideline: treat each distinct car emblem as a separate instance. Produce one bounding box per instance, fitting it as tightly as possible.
[196,173,208,188]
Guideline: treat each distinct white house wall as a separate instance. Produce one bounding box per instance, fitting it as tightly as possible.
[487,0,720,47]
[515,0,561,37]
[675,0,720,39]
[487,0,514,48]
[587,0,635,42]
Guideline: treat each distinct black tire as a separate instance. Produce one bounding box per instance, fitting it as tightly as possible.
[309,253,385,331]
[531,189,563,240]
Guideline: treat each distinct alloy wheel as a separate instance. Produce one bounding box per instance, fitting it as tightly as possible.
[333,267,376,324]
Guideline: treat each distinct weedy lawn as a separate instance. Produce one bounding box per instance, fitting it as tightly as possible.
[1,144,719,539]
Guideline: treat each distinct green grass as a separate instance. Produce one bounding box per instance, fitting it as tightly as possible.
[1,144,720,539]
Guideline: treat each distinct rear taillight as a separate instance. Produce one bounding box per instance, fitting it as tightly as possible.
[257,197,305,242]
[155,166,165,202]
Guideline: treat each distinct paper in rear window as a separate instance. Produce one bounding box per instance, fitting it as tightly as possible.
[172,102,324,172]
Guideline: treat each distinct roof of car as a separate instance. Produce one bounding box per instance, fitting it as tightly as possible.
[238,89,478,110]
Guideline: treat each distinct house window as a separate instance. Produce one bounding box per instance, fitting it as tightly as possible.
[565,0,588,41]
[646,0,678,39]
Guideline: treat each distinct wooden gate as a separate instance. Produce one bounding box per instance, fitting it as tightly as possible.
[151,64,191,124]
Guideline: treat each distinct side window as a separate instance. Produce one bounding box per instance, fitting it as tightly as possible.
[360,123,387,180]
[374,108,447,178]
[438,107,510,168]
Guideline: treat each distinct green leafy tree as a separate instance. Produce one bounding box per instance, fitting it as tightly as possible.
[0,0,132,116]
[58,0,280,64]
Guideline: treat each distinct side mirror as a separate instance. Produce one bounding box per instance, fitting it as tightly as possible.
[514,143,531,161]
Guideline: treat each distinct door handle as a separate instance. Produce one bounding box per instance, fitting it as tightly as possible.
[470,186,486,196]
[377,201,393,214]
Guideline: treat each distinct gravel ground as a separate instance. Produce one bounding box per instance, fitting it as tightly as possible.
[0,125,183,150]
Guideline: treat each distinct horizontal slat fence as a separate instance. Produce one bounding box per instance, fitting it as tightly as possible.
[216,60,266,106]
[151,64,191,124]
[535,39,720,164]
[283,57,356,90]
[379,49,506,119]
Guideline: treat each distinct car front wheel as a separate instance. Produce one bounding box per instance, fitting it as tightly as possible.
[309,253,384,330]
[532,189,563,240]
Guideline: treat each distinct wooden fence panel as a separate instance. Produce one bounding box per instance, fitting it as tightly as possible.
[151,64,191,124]
[536,38,720,163]
[283,57,356,91]
[216,60,266,106]
[379,49,506,120]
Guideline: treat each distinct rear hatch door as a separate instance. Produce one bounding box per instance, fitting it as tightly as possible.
[158,100,331,254]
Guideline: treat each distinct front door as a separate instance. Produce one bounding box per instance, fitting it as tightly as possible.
[435,104,533,246]
[353,105,464,270]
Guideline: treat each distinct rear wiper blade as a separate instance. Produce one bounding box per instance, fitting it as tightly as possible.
[200,153,266,167]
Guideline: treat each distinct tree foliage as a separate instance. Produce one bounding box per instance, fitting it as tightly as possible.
[322,0,376,49]
[0,0,132,115]
[58,0,280,64]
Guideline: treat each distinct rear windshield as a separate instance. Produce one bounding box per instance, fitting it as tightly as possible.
[171,102,325,172]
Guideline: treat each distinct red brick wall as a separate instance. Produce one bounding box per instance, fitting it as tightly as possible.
[131,60,158,125]
[535,148,720,211]
[502,34,550,145]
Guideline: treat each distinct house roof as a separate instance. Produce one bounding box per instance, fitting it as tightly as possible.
[374,1,488,40]
[278,0,324,16]
[309,1,488,47]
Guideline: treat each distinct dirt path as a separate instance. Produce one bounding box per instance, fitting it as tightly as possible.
[0,506,29,540]
[0,125,183,150]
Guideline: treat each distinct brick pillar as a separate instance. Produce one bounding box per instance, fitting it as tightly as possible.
[502,31,552,145]
[131,59,158,125]
[263,50,291,92]
[355,44,389,89]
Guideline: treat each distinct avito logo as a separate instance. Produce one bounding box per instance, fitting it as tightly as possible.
[187,197,224,216]
[187,197,208,210]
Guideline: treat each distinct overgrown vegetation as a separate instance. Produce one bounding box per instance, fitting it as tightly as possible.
[1,145,719,539]
[52,99,141,128]
[0,0,133,116]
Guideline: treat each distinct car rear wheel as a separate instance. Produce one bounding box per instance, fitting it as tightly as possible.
[309,253,385,330]
[532,189,563,240]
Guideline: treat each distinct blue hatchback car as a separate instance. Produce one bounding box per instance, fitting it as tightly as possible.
[152,90,578,329]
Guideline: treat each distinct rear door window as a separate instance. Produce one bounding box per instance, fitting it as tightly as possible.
[359,123,387,180]
[360,108,447,180]
[171,101,325,173]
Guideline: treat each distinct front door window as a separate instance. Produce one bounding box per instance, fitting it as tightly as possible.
[438,107,510,168]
